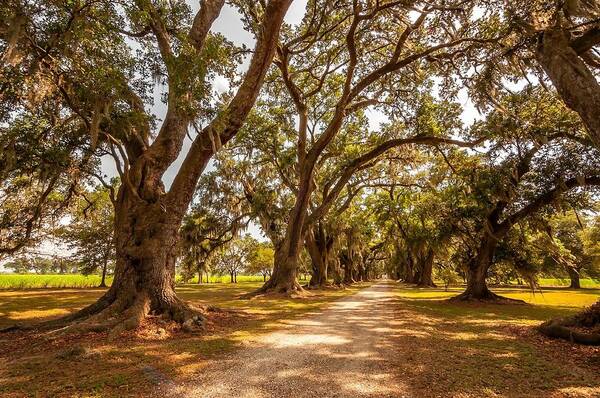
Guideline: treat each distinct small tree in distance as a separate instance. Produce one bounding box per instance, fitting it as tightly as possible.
[57,184,115,288]
[247,242,275,282]
[213,235,255,283]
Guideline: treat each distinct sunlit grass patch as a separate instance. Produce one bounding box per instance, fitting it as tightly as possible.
[393,284,600,325]
[538,278,600,288]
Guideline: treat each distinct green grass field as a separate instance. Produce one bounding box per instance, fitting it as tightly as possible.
[0,274,113,289]
[1,273,596,290]
[537,277,600,288]
[0,273,291,289]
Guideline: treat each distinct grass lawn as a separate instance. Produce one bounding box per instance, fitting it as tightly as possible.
[0,281,598,397]
[387,284,600,397]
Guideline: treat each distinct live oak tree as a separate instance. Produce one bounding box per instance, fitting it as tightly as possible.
[212,234,255,283]
[469,1,600,148]
[516,0,600,147]
[371,174,458,288]
[446,89,600,301]
[506,0,600,339]
[335,200,388,284]
[538,212,600,289]
[0,98,91,259]
[179,210,245,284]
[1,0,292,332]
[365,85,600,302]
[1,0,103,259]
[539,211,600,345]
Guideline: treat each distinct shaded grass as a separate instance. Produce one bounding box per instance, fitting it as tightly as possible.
[386,283,600,397]
[0,281,369,397]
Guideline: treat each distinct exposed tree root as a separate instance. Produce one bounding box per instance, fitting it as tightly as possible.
[449,288,526,304]
[0,291,206,337]
[539,301,600,345]
[0,292,117,333]
[50,293,151,338]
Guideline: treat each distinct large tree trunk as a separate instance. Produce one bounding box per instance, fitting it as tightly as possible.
[96,192,203,330]
[23,188,205,334]
[567,267,581,289]
[536,28,600,147]
[451,236,500,301]
[340,253,355,284]
[253,167,312,295]
[417,249,436,287]
[356,261,366,282]
[451,235,525,303]
[391,246,402,281]
[306,242,327,287]
[0,0,293,336]
[305,225,333,288]
[403,251,417,284]
[253,237,303,295]
[329,258,343,285]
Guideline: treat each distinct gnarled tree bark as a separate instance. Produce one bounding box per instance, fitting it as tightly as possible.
[537,27,600,147]
[416,248,436,287]
[451,234,504,301]
[305,223,335,288]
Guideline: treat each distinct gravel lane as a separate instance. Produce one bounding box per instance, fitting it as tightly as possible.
[166,282,409,398]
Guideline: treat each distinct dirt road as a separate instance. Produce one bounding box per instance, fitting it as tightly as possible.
[168,282,409,398]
